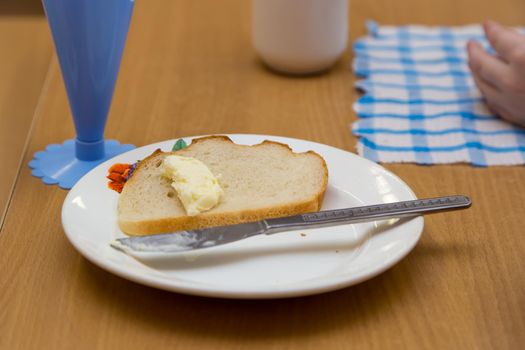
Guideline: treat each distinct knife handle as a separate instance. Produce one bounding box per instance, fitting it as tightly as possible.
[264,195,471,233]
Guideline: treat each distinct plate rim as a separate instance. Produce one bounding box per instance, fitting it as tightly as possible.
[62,134,423,299]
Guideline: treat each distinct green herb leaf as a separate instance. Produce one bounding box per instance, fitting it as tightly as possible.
[172,139,188,151]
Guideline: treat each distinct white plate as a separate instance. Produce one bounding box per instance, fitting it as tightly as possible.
[62,134,423,299]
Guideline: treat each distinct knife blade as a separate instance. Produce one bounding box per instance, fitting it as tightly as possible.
[111,195,471,254]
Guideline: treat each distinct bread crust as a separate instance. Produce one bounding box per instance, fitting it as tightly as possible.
[118,135,328,236]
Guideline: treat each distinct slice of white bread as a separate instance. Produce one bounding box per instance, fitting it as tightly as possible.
[118,136,328,235]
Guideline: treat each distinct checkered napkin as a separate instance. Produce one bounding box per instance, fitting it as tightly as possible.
[351,21,525,166]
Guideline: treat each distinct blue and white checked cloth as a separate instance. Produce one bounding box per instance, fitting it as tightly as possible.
[352,21,525,166]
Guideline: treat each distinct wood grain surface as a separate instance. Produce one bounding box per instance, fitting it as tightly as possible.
[1,0,524,349]
[0,4,51,227]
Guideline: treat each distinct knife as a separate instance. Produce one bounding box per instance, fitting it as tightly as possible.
[111,195,471,254]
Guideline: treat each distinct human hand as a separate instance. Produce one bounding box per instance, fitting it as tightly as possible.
[467,20,525,128]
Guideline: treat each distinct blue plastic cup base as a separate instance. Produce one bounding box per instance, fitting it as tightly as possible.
[75,138,106,161]
[29,139,135,190]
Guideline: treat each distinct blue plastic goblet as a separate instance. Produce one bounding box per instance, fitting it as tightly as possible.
[29,0,136,189]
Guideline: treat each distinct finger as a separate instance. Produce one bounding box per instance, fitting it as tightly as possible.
[488,101,524,128]
[467,40,511,90]
[483,20,525,62]
[471,71,506,116]
[472,73,518,123]
[471,70,501,102]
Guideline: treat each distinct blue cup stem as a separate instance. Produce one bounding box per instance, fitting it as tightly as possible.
[42,0,135,161]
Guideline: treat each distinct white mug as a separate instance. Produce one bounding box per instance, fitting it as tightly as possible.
[252,0,348,74]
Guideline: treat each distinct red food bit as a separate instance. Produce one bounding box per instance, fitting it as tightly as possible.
[108,182,124,193]
[108,163,130,175]
[107,163,131,193]
[107,172,127,183]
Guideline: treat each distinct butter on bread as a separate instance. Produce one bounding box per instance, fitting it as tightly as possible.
[162,154,224,216]
[118,136,328,236]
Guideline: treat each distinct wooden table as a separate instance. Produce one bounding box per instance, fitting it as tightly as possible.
[1,0,524,349]
[0,1,51,226]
